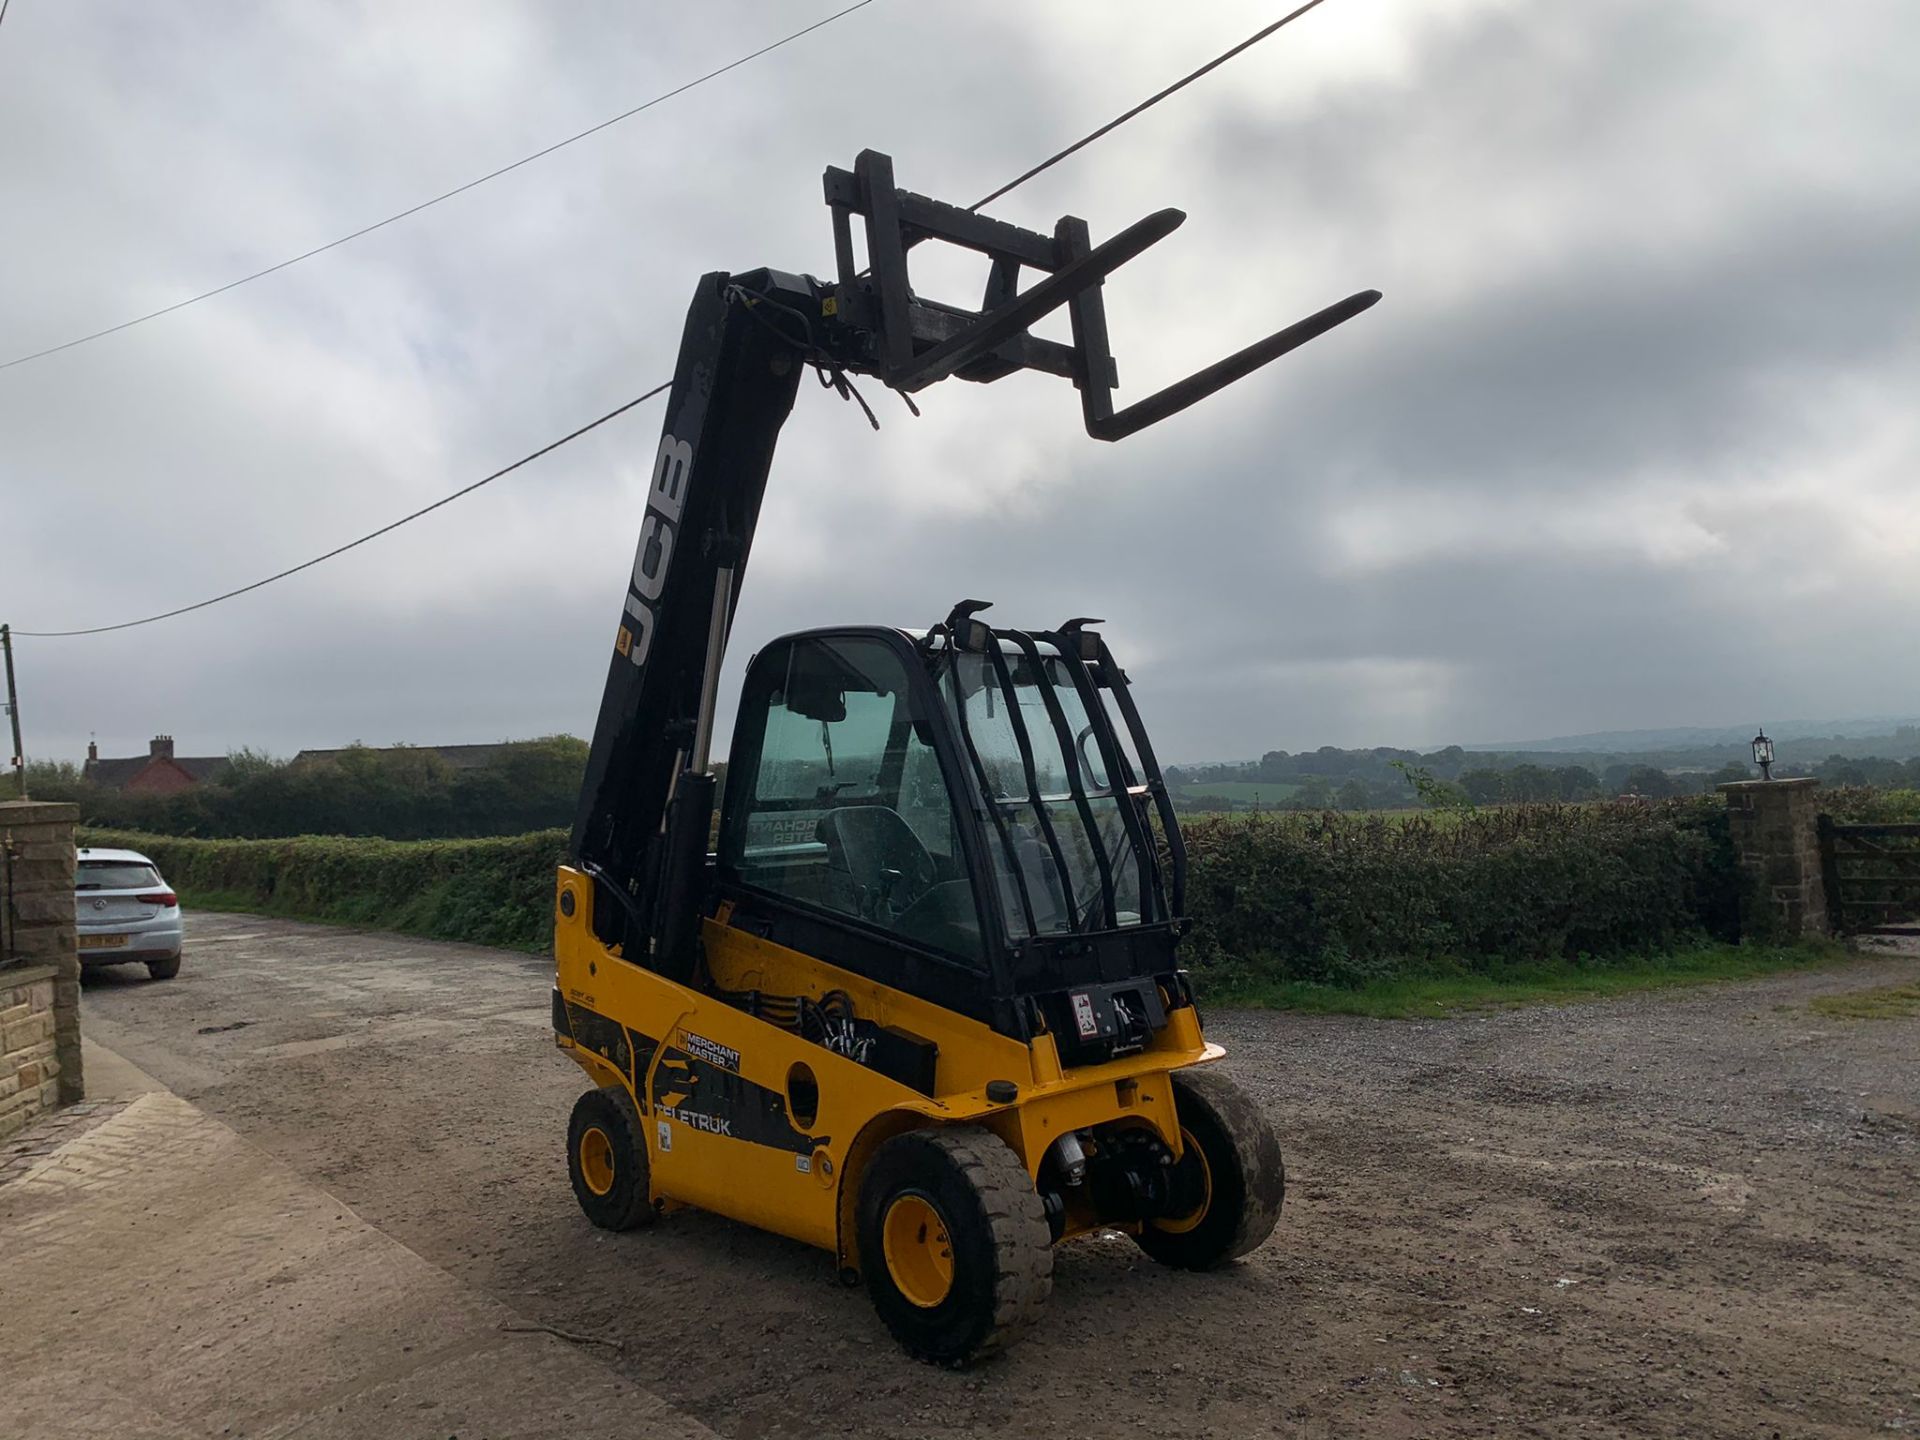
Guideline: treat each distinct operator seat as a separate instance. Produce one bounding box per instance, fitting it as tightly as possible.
[816,807,937,923]
[1002,821,1070,935]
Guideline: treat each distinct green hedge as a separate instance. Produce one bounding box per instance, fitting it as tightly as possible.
[83,797,1752,983]
[1178,799,1746,992]
[1820,785,1920,823]
[79,828,568,952]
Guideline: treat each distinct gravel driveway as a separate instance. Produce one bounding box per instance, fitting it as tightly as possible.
[80,916,1919,1439]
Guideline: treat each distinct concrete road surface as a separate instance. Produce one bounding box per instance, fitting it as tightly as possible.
[0,1084,714,1440]
[73,912,1920,1440]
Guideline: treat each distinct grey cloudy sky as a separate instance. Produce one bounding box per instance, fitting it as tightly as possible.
[3,0,1916,767]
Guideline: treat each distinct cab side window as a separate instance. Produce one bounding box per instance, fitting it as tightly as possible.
[723,637,981,963]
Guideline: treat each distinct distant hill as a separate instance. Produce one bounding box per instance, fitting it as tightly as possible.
[1471,718,1920,753]
[1166,719,1920,813]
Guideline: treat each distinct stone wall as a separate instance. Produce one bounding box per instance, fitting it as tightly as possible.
[1,965,63,1139]
[1718,778,1829,941]
[1,800,83,1139]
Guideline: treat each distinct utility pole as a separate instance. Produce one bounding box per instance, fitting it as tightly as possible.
[2,624,24,798]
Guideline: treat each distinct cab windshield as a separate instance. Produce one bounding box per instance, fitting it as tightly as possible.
[938,643,1159,939]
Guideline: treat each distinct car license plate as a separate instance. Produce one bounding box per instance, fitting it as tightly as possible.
[78,933,128,949]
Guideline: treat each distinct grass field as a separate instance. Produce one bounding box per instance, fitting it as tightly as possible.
[1172,779,1301,805]
[1180,805,1433,825]
[1209,941,1855,1018]
[1810,980,1920,1019]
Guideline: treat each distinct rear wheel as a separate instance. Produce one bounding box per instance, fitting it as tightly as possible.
[146,956,181,980]
[567,1085,654,1231]
[857,1126,1052,1365]
[1134,1066,1284,1270]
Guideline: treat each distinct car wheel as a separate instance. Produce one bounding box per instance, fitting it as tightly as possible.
[146,956,182,980]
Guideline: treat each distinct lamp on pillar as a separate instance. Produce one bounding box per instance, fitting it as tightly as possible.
[1751,727,1774,781]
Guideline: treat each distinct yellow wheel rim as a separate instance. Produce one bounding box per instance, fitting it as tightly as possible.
[1153,1128,1213,1235]
[579,1125,617,1198]
[882,1194,955,1309]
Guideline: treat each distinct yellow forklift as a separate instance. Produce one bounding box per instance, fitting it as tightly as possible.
[553,150,1377,1362]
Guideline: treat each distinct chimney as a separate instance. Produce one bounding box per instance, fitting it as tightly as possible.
[87,741,99,762]
[151,735,174,760]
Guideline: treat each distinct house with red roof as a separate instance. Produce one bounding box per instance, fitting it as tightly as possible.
[82,736,230,794]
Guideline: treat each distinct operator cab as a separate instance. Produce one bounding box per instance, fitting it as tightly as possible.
[717,606,1189,1055]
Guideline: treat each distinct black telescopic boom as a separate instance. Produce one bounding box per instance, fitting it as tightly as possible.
[569,272,808,964]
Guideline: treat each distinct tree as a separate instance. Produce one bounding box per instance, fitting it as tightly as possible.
[1255,751,1292,782]
[1553,765,1599,801]
[1334,780,1371,812]
[20,760,82,799]
[1388,760,1472,812]
[1460,768,1508,805]
[1503,763,1554,803]
[1620,764,1677,799]
[221,747,282,785]
[1705,761,1751,790]
[1295,776,1334,810]
[57,737,589,840]
[1819,755,1868,786]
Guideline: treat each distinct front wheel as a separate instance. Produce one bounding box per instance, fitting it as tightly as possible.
[1134,1066,1285,1270]
[567,1085,654,1231]
[857,1126,1053,1365]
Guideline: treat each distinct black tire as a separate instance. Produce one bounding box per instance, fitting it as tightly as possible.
[567,1085,654,1231]
[146,956,181,980]
[1134,1066,1284,1271]
[857,1126,1053,1365]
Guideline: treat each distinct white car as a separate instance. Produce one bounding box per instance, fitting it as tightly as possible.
[74,847,183,980]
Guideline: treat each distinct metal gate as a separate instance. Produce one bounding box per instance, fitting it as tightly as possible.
[1818,817,1920,936]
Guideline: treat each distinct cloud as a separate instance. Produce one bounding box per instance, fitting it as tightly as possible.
[2,0,1916,770]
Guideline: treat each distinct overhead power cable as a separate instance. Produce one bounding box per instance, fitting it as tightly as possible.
[14,2,1343,639]
[969,0,1333,211]
[0,1,876,373]
[11,382,669,637]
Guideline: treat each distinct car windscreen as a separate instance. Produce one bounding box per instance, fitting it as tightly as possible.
[76,861,162,891]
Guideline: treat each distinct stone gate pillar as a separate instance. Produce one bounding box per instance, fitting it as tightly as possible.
[1717,778,1829,941]
[1,800,83,1139]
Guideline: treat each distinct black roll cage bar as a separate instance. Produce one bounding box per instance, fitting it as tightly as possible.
[920,609,1183,949]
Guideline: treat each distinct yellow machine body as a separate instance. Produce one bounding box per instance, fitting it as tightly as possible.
[552,866,1220,1271]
